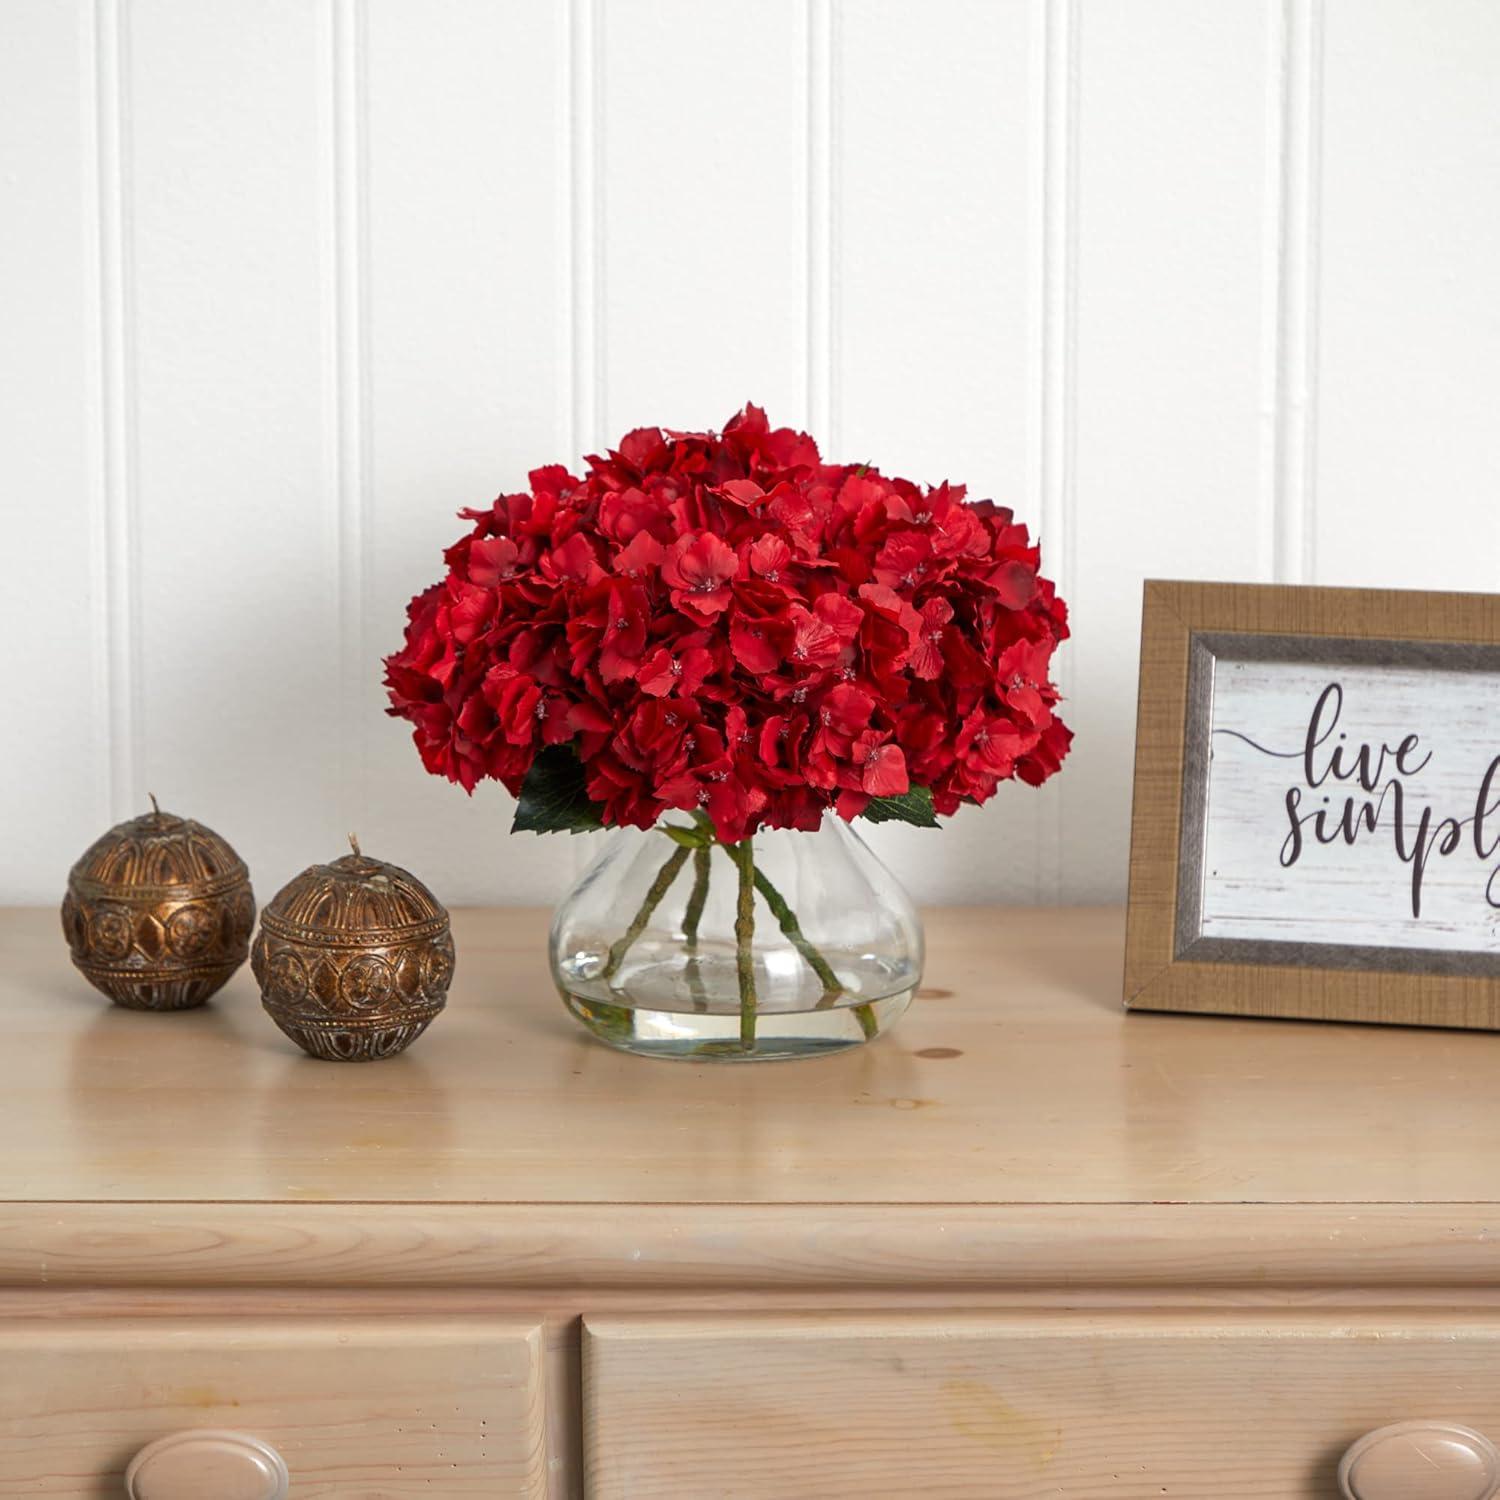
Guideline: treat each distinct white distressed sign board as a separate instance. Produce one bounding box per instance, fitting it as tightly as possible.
[1195,654,1500,956]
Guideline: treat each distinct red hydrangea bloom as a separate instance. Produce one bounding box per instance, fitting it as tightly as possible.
[384,404,1071,843]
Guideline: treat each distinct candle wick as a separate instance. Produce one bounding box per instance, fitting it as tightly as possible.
[349,832,362,858]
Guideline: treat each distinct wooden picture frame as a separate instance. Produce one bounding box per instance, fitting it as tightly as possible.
[1124,579,1500,1029]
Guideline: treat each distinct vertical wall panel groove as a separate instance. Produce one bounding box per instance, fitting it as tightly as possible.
[829,0,845,453]
[93,0,141,822]
[1031,0,1079,903]
[569,0,602,456]
[804,0,834,446]
[82,1,111,828]
[331,0,370,836]
[1256,0,1286,582]
[552,0,573,475]
[4,0,115,895]
[567,0,603,881]
[1262,0,1324,585]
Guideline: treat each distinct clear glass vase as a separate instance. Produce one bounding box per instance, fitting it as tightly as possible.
[549,816,923,1061]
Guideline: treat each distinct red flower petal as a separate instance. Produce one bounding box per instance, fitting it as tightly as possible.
[468,535,520,587]
[716,478,766,508]
[730,614,783,676]
[662,531,739,591]
[861,742,909,796]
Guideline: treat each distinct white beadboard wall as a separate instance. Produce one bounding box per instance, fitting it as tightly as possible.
[3,0,1498,907]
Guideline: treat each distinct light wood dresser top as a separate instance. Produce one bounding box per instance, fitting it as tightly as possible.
[6,905,1500,1497]
[9,901,1500,1204]
[0,904,1497,1290]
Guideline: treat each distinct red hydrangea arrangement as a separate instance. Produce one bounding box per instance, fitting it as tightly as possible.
[383,403,1071,843]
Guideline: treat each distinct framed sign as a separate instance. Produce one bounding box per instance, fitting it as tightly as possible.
[1124,580,1500,1029]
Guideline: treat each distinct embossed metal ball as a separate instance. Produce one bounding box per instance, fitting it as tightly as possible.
[61,799,256,1011]
[251,839,454,1062]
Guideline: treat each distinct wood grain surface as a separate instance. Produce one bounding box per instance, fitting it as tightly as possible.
[0,1317,546,1497]
[6,901,1500,1500]
[2,1202,1500,1293]
[584,1310,1500,1499]
[6,903,1500,1208]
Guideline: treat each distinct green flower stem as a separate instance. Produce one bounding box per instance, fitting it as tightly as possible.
[728,838,758,1051]
[782,898,877,1036]
[602,842,689,981]
[682,846,711,947]
[750,864,878,1040]
[682,845,712,1014]
[751,868,843,1003]
[715,842,882,1044]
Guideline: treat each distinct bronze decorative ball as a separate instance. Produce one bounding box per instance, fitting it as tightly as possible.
[61,798,256,1011]
[252,838,454,1062]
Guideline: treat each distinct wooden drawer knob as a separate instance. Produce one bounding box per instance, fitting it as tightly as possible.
[124,1430,288,1500]
[1340,1422,1500,1500]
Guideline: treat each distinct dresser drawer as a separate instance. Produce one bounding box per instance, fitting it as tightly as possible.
[0,1316,546,1497]
[584,1311,1500,1498]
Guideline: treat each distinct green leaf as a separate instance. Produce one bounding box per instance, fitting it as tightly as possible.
[661,822,712,850]
[861,785,940,828]
[511,745,604,835]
